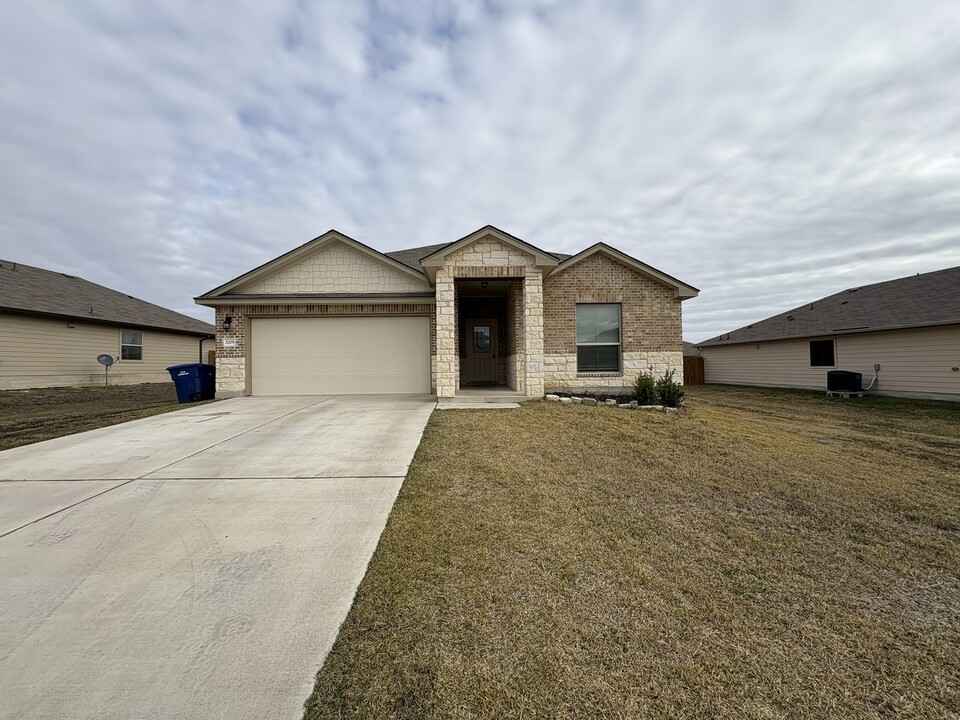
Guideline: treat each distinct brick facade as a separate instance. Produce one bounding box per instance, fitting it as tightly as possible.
[542,252,684,388]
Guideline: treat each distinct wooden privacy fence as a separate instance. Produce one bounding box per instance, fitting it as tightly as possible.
[683,356,704,385]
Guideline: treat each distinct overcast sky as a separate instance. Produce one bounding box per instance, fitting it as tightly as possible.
[1,1,958,342]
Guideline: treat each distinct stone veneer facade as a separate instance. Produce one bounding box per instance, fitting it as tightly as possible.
[239,243,430,294]
[433,237,544,398]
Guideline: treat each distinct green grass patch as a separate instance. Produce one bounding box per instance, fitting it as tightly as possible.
[306,385,960,719]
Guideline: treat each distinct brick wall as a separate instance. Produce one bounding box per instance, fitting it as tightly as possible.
[542,251,684,388]
[543,252,682,354]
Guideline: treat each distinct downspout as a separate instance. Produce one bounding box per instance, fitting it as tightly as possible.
[199,334,214,364]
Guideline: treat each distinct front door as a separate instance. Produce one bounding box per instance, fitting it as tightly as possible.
[465,319,498,384]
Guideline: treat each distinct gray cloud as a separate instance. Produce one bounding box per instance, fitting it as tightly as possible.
[1,0,958,341]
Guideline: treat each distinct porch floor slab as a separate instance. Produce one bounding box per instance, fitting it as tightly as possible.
[442,388,532,404]
[435,402,521,410]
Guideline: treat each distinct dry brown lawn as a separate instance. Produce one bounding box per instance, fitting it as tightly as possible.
[305,385,960,720]
[0,382,194,450]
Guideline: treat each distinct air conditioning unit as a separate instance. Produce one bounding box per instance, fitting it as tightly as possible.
[827,370,862,393]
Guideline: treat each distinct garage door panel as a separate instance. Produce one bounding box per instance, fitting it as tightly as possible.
[251,317,430,395]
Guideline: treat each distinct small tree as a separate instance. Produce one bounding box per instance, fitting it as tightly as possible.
[655,369,685,408]
[634,371,658,405]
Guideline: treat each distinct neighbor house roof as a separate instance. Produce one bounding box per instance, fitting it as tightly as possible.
[682,341,702,356]
[699,265,960,347]
[0,259,215,335]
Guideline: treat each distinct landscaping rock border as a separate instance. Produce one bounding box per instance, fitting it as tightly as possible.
[545,393,686,414]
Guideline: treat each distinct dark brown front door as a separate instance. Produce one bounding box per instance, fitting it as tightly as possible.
[465,319,498,384]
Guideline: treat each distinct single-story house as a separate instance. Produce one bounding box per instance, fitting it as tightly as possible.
[195,226,699,398]
[682,341,702,357]
[698,265,960,401]
[0,259,216,390]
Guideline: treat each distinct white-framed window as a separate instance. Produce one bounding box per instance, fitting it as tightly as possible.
[809,338,835,367]
[121,329,143,360]
[576,304,621,373]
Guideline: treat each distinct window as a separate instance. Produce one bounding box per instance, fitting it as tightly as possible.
[121,329,143,360]
[809,339,835,367]
[576,304,620,373]
[473,324,491,353]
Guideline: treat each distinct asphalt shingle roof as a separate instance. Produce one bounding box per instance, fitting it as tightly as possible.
[0,259,215,335]
[699,265,960,347]
[682,341,702,356]
[382,243,452,272]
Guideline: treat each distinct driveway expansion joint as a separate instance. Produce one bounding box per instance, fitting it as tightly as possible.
[138,396,336,480]
[0,394,435,718]
[0,478,138,540]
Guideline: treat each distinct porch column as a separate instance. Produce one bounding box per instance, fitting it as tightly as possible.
[435,267,457,397]
[522,268,545,397]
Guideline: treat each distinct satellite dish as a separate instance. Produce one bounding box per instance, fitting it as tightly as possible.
[97,354,115,366]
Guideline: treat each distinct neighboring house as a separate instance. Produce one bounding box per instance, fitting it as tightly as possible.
[0,259,215,390]
[682,341,702,357]
[698,265,960,401]
[195,226,698,398]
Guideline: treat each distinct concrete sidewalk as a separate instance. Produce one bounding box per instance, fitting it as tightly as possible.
[0,394,435,720]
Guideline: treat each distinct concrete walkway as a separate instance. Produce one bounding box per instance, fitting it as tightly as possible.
[0,395,435,720]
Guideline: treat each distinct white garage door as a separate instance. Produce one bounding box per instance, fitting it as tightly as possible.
[250,316,430,395]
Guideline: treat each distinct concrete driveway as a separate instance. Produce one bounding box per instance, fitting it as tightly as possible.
[0,394,435,720]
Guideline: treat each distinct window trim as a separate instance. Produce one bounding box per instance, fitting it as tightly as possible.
[575,303,622,375]
[120,329,143,361]
[809,338,836,368]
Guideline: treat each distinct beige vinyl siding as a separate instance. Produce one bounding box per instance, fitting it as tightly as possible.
[0,313,212,390]
[702,325,960,400]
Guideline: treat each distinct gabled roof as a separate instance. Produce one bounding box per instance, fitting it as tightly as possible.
[196,229,430,300]
[699,265,960,347]
[415,225,561,283]
[418,225,561,267]
[196,226,697,298]
[553,244,699,299]
[383,243,451,272]
[0,259,215,335]
[384,241,572,272]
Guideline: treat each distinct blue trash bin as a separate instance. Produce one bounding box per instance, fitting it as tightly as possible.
[167,363,216,403]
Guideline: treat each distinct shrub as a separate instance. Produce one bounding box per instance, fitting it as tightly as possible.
[655,369,685,408]
[634,372,658,405]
